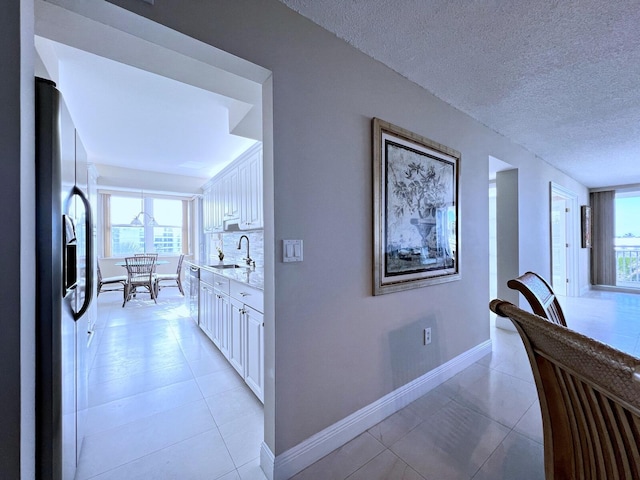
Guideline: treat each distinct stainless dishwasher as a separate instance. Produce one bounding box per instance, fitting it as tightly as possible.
[187,265,200,323]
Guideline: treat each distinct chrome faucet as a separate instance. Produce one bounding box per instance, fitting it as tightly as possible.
[237,235,255,267]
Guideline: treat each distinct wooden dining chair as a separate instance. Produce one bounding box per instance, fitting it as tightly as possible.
[123,255,158,307]
[156,254,185,296]
[507,271,567,326]
[489,298,640,479]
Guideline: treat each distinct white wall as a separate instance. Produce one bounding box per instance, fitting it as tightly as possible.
[103,0,590,455]
[94,164,207,195]
[518,158,590,293]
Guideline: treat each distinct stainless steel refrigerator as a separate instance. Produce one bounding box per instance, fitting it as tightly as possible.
[35,77,96,480]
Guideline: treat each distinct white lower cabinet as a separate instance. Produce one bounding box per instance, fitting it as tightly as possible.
[229,297,245,376]
[228,298,264,402]
[243,306,264,402]
[198,283,215,341]
[212,291,230,358]
[197,270,264,402]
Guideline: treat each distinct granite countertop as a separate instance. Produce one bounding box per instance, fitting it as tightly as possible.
[188,261,264,290]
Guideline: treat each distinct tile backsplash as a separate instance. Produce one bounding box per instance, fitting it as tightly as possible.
[204,230,264,268]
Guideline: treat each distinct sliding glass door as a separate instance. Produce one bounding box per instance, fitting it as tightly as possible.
[615,192,640,288]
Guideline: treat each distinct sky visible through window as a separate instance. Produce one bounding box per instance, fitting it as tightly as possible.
[615,195,640,238]
[109,195,184,255]
[111,196,142,224]
[110,196,182,226]
[153,199,182,225]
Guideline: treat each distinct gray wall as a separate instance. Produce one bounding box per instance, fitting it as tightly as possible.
[1,2,23,476]
[496,169,520,306]
[4,1,36,478]
[104,0,589,454]
[9,0,590,470]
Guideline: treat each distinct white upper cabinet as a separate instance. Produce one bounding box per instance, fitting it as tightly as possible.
[203,179,224,233]
[238,148,263,230]
[201,143,262,233]
[211,180,224,232]
[222,167,239,221]
[202,184,212,233]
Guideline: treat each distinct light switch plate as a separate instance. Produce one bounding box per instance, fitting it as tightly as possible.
[283,239,303,262]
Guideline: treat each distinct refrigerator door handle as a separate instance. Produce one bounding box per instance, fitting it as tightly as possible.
[62,214,78,293]
[72,185,93,321]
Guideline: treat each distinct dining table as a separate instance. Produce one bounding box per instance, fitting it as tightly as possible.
[115,260,169,266]
[115,259,170,279]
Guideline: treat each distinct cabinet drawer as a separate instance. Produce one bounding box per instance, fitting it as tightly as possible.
[199,269,215,286]
[200,269,230,294]
[230,281,263,313]
[212,274,230,295]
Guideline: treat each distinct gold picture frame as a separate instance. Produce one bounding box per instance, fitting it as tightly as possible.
[373,118,461,295]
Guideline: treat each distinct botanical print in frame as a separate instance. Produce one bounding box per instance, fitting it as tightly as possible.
[581,205,592,248]
[373,118,460,295]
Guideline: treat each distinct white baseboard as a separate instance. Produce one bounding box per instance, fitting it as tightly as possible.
[592,284,640,294]
[263,339,492,480]
[495,315,517,331]
[260,442,275,480]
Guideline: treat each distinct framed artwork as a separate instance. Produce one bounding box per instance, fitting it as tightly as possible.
[373,118,461,295]
[581,205,592,248]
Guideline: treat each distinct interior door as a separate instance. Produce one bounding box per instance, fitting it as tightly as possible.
[551,195,568,296]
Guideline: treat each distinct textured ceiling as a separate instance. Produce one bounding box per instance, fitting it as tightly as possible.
[281,0,640,188]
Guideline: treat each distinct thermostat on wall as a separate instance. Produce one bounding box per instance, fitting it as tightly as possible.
[283,239,303,262]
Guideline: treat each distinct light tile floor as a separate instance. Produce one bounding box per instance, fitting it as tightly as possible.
[292,290,640,480]
[78,289,640,479]
[77,289,266,480]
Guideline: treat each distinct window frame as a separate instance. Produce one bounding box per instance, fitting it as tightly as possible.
[101,192,189,258]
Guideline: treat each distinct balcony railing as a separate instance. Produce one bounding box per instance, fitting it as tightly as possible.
[616,247,640,288]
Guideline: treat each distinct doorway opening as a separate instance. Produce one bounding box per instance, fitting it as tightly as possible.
[34,2,274,478]
[489,156,517,330]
